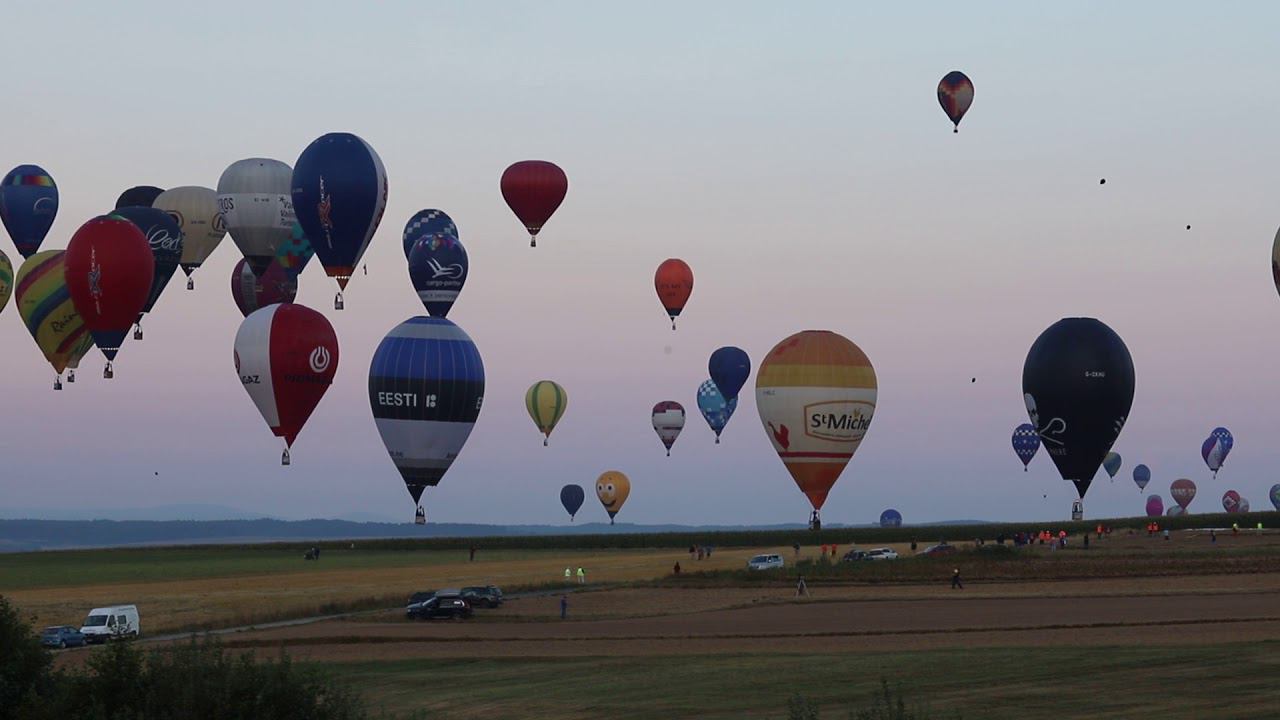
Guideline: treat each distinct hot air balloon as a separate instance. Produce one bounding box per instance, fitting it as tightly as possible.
[115,186,164,209]
[408,233,468,318]
[15,250,91,389]
[1222,490,1241,513]
[275,222,314,279]
[1133,464,1151,492]
[292,133,387,309]
[368,316,484,524]
[879,508,903,528]
[1272,227,1280,301]
[1270,483,1280,511]
[526,381,567,446]
[1238,498,1251,513]
[596,471,630,524]
[1022,318,1135,518]
[501,161,567,247]
[651,401,685,456]
[231,258,297,317]
[709,346,750,402]
[756,330,876,528]
[1146,494,1164,517]
[217,158,296,280]
[154,186,226,289]
[937,71,974,132]
[111,206,182,340]
[560,484,585,521]
[1011,423,1040,470]
[64,216,155,378]
[1103,452,1122,480]
[233,303,338,465]
[402,209,458,258]
[1201,427,1233,478]
[697,379,737,443]
[1166,505,1185,517]
[1170,478,1196,511]
[0,250,11,314]
[654,259,693,330]
[0,165,58,258]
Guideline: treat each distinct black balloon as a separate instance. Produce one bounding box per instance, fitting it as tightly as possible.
[560,484,585,520]
[1022,318,1134,499]
[116,185,165,209]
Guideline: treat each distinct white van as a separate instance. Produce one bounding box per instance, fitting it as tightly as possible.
[80,605,140,643]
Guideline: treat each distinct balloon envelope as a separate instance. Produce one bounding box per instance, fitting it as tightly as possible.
[0,250,11,314]
[1270,483,1280,511]
[292,133,388,289]
[654,259,693,327]
[651,401,686,454]
[879,509,903,528]
[65,216,154,361]
[937,71,974,131]
[218,159,296,277]
[560,484,585,520]
[234,303,338,449]
[1012,423,1040,469]
[112,206,183,317]
[368,316,485,506]
[154,186,226,277]
[756,330,876,512]
[232,258,297,318]
[1170,478,1197,510]
[275,222,314,278]
[697,379,737,441]
[1222,490,1241,513]
[526,381,568,444]
[0,165,58,258]
[116,186,164,209]
[501,161,567,243]
[402,209,458,258]
[1145,495,1164,517]
[408,233,468,318]
[1166,505,1184,517]
[1022,318,1135,499]
[1103,452,1122,479]
[708,346,751,402]
[595,470,631,521]
[15,250,92,375]
[1133,464,1151,491]
[1201,427,1233,476]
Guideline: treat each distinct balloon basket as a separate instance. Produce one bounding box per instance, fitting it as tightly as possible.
[334,293,344,310]
[67,370,76,383]
[103,363,114,380]
[54,377,63,391]
[414,506,426,525]
[715,437,720,445]
[134,326,143,341]
[529,236,537,248]
[543,438,548,447]
[187,277,195,290]
[281,449,291,466]
[666,450,670,457]
[363,264,368,276]
[1071,500,1084,521]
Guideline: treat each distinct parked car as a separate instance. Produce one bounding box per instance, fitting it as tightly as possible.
[41,625,87,649]
[80,605,139,643]
[919,543,956,556]
[865,548,899,560]
[461,586,503,608]
[407,596,472,621]
[746,554,785,570]
[841,550,869,562]
[406,591,435,606]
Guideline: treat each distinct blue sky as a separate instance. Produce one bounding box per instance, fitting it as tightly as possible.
[2,2,1279,525]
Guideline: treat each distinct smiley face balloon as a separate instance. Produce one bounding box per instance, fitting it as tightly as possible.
[595,470,631,525]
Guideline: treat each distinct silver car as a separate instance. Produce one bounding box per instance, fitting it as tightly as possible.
[747,554,785,570]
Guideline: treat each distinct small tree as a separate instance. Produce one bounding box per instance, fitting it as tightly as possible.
[0,595,54,720]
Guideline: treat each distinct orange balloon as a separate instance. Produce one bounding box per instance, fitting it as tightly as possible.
[654,258,693,329]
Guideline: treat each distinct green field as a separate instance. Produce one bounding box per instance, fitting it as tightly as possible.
[333,643,1280,719]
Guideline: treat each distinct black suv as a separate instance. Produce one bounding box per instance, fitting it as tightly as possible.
[407,595,472,620]
[461,586,503,608]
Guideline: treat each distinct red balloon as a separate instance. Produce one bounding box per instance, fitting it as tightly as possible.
[232,258,297,318]
[65,216,155,362]
[500,160,567,247]
[654,258,694,329]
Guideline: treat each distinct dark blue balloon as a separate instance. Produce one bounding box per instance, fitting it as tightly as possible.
[402,209,458,258]
[1011,423,1040,470]
[696,379,737,442]
[560,484,585,520]
[115,186,164,209]
[292,133,387,283]
[708,346,750,402]
[112,206,183,317]
[879,508,903,528]
[408,234,468,318]
[0,165,58,258]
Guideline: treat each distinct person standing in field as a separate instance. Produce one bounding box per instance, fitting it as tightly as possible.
[796,575,809,597]
[577,567,586,584]
[793,542,801,559]
[1163,528,1170,541]
[951,568,963,590]
[1210,529,1217,543]
[564,567,572,583]
[469,545,476,562]
[560,595,568,620]
[673,561,681,575]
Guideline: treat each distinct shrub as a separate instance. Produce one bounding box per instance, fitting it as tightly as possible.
[0,596,54,720]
